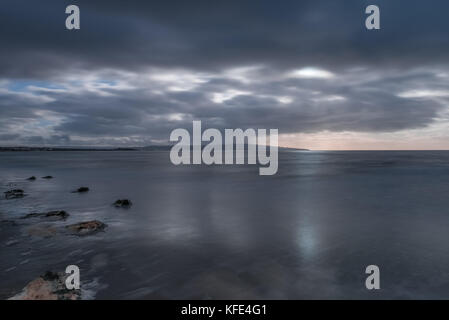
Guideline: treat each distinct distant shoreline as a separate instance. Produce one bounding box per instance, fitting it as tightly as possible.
[0,146,309,152]
[0,147,140,152]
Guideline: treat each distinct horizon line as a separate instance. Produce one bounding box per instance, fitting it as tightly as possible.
[3,145,449,152]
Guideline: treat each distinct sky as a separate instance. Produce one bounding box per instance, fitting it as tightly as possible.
[1,0,449,150]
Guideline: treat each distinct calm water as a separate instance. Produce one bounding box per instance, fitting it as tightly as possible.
[1,150,449,299]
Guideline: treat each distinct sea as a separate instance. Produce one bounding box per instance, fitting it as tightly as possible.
[1,150,449,299]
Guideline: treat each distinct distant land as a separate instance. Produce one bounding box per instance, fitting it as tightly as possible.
[0,146,309,152]
[0,146,138,152]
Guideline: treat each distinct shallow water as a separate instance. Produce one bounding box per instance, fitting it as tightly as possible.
[1,150,449,299]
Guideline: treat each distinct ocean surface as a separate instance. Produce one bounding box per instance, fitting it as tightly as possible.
[1,150,449,299]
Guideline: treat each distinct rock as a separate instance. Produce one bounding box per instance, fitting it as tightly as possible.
[26,224,59,238]
[27,176,36,181]
[113,199,132,208]
[42,176,53,179]
[65,220,106,236]
[22,210,69,220]
[4,189,25,199]
[72,187,89,193]
[9,271,81,300]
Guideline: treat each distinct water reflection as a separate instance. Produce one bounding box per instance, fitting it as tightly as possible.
[2,151,449,298]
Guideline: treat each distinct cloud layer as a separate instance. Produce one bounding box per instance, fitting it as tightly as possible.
[1,0,449,148]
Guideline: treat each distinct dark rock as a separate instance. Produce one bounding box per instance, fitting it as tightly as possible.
[42,176,53,179]
[113,199,132,208]
[42,271,60,281]
[9,271,81,300]
[72,187,89,193]
[65,220,106,236]
[22,210,69,220]
[4,189,25,199]
[45,210,69,219]
[27,176,36,181]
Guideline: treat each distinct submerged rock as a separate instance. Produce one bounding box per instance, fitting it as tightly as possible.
[42,176,53,179]
[72,187,89,193]
[113,199,132,208]
[22,210,69,220]
[4,189,25,199]
[9,271,81,300]
[26,224,59,238]
[27,176,36,181]
[65,220,106,236]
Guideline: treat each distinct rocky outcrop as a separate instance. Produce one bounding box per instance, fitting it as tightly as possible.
[113,199,132,208]
[65,220,106,236]
[27,176,36,181]
[22,210,69,220]
[4,189,25,199]
[9,271,81,300]
[72,187,89,193]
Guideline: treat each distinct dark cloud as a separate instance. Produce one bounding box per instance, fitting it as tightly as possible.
[0,1,449,146]
[1,0,449,77]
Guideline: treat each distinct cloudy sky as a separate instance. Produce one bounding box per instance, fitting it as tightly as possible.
[1,0,449,149]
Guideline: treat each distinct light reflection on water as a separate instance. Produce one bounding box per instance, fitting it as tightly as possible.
[1,151,449,299]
